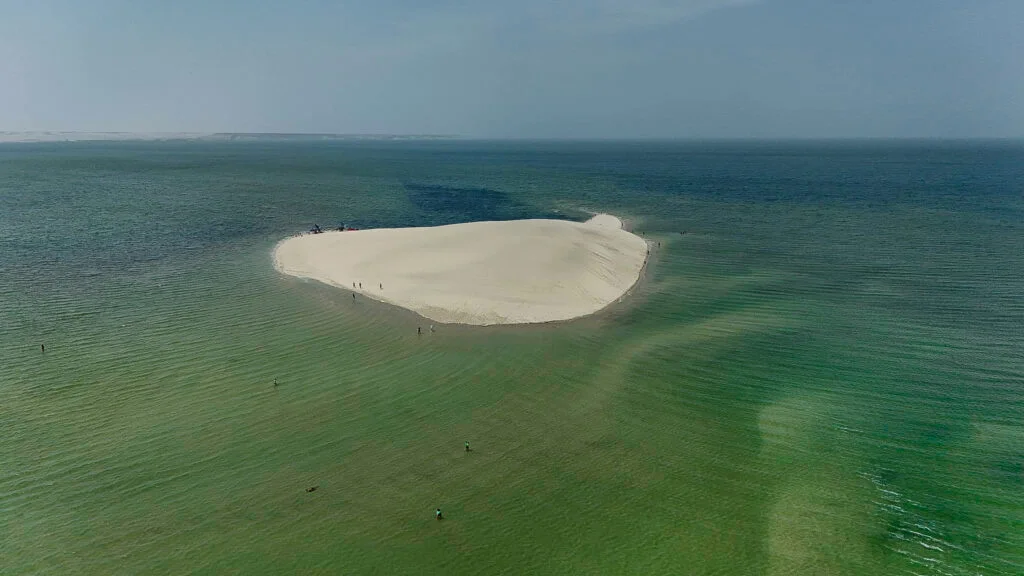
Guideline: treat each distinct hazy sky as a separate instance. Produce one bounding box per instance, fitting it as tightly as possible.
[1,0,1022,138]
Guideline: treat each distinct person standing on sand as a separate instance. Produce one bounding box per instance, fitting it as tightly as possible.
[465,441,470,452]
[41,344,45,353]
[435,508,443,520]
[417,327,422,334]
[379,283,382,290]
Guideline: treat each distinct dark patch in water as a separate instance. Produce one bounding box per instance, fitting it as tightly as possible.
[404,183,577,226]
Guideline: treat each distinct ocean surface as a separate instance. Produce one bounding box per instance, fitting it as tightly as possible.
[1,140,1021,575]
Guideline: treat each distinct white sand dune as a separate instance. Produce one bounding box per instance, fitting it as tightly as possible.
[273,214,649,325]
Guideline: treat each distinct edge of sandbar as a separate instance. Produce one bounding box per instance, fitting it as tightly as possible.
[273,214,651,326]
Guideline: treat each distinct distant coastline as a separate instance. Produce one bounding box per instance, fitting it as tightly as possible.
[0,131,460,144]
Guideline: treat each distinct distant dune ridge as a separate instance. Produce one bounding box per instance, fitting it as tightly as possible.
[0,132,456,143]
[0,131,210,143]
[273,214,649,325]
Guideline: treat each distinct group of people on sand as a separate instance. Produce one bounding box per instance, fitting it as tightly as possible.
[351,281,384,290]
[350,281,389,303]
[309,223,360,234]
[347,285,439,338]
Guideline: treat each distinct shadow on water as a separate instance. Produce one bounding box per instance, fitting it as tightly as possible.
[403,183,581,226]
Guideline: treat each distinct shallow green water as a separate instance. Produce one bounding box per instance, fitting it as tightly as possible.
[1,140,1021,574]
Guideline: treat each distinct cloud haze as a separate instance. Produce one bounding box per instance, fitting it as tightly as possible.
[1,0,1021,137]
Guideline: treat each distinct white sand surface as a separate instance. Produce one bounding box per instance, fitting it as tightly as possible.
[274,214,649,325]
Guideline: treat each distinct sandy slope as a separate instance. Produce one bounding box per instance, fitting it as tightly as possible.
[273,214,648,325]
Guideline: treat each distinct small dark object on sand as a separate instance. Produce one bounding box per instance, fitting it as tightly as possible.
[274,378,278,387]
[306,486,319,493]
[417,327,422,334]
[41,344,45,353]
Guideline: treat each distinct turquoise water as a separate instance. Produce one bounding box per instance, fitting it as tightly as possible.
[1,140,1021,574]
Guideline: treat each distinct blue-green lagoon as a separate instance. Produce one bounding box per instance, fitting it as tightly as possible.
[1,140,1021,574]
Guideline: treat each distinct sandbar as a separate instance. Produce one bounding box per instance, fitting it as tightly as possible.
[273,214,649,325]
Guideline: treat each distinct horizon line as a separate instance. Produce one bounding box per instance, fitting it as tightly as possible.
[2,131,1022,143]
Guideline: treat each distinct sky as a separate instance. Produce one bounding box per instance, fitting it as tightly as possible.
[1,0,1022,138]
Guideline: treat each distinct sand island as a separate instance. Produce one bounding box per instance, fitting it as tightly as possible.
[274,214,648,325]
